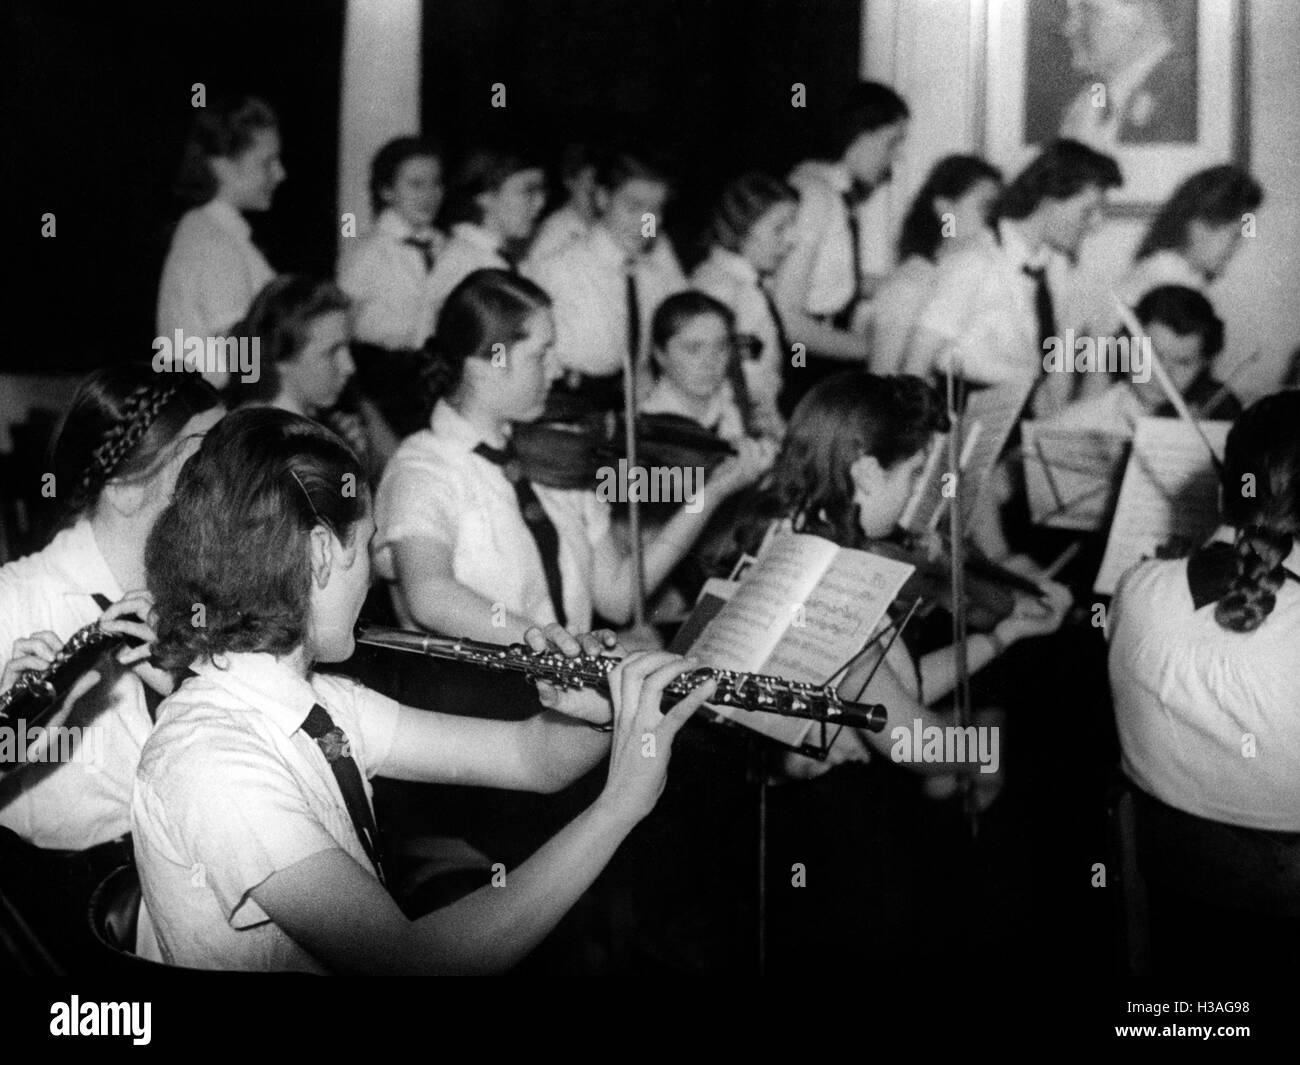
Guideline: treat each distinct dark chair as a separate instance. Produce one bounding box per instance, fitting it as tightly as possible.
[1103,771,1151,975]
[86,864,208,974]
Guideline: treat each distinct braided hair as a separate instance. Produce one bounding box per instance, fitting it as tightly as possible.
[49,365,222,524]
[1213,392,1300,633]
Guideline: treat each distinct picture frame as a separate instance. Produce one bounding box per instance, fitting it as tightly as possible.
[977,0,1249,214]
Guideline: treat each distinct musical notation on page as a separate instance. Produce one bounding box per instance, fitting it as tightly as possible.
[686,530,914,749]
[1094,416,1231,596]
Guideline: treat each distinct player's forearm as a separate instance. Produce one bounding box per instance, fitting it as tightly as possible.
[411,796,633,973]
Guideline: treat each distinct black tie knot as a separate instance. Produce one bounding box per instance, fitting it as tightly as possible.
[403,236,436,271]
[472,439,524,482]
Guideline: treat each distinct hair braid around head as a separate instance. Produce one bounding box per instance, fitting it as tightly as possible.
[84,384,179,497]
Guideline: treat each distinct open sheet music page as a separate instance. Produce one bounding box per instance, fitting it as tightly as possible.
[1094,417,1231,595]
[1021,421,1130,531]
[902,378,1035,534]
[688,530,914,748]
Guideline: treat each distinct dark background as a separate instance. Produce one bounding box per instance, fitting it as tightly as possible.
[3,0,862,374]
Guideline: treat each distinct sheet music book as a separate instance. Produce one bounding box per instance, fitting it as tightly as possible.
[1094,417,1231,595]
[683,529,914,749]
[1021,421,1130,531]
[901,378,1035,534]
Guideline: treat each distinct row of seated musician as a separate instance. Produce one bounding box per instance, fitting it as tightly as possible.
[6,348,1300,972]
[0,356,1066,972]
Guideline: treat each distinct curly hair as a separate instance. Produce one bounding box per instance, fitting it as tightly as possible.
[1135,165,1263,263]
[993,140,1121,222]
[707,172,797,255]
[896,155,1003,263]
[1212,392,1300,633]
[174,94,279,206]
[227,275,351,407]
[440,148,540,228]
[748,372,949,550]
[145,407,368,671]
[49,365,221,524]
[368,135,443,219]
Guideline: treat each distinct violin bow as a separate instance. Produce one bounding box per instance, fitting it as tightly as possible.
[1111,295,1224,475]
[623,346,648,631]
[943,366,979,838]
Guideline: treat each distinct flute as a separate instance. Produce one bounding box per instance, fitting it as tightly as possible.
[0,620,134,729]
[355,624,889,732]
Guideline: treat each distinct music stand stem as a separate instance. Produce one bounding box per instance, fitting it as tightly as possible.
[624,351,647,629]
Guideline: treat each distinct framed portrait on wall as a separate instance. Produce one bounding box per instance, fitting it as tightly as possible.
[978,0,1248,213]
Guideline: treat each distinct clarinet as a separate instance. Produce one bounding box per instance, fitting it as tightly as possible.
[354,624,888,732]
[0,621,136,730]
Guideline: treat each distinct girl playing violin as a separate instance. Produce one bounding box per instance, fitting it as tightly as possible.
[740,372,1071,786]
[133,406,716,972]
[229,274,398,478]
[372,268,775,643]
[640,291,761,446]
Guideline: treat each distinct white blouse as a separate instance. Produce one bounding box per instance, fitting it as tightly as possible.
[132,655,400,971]
[156,199,274,341]
[372,400,611,631]
[1109,531,1300,831]
[0,520,152,850]
[338,209,448,350]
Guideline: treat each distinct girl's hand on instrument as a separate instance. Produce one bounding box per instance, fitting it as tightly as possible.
[709,437,777,497]
[528,623,621,726]
[596,652,715,826]
[995,578,1072,646]
[1,631,64,694]
[102,591,175,699]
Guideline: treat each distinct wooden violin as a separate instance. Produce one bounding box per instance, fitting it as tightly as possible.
[867,528,1047,632]
[512,411,737,490]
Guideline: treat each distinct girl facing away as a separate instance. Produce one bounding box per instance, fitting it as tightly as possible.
[133,407,717,972]
[1109,390,1300,972]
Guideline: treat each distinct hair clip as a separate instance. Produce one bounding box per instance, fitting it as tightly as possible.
[289,468,323,524]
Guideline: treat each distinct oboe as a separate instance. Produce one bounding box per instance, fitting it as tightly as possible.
[0,620,135,729]
[354,624,888,732]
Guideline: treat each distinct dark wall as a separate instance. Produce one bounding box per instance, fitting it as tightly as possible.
[423,0,863,265]
[4,0,345,373]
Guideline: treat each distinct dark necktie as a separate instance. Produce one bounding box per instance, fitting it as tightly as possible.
[403,236,435,272]
[1022,264,1058,352]
[301,702,386,885]
[831,191,864,330]
[473,439,568,627]
[625,264,641,364]
[759,281,791,366]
